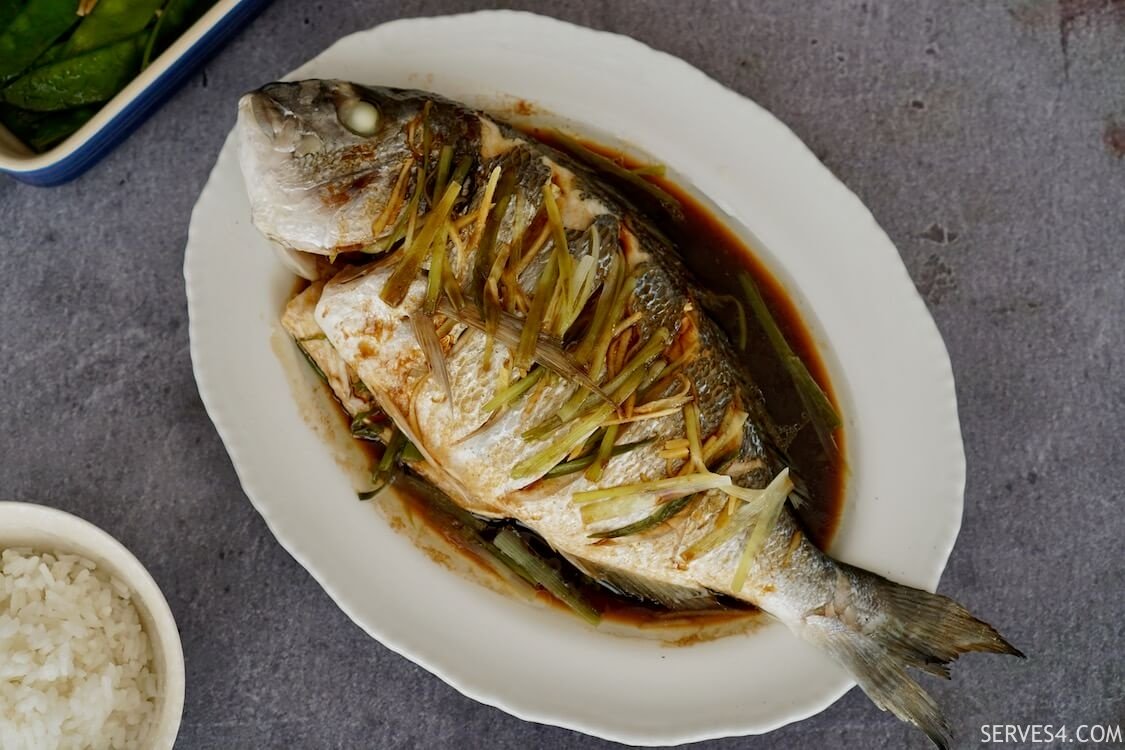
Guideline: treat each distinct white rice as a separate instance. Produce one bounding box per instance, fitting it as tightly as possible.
[0,548,158,750]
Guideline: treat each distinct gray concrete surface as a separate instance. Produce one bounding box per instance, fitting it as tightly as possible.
[1,1,1122,748]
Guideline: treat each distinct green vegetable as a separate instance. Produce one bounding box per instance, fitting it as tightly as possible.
[392,472,487,533]
[0,0,27,36]
[349,410,384,442]
[447,154,472,189]
[141,0,211,69]
[422,220,447,315]
[481,365,545,414]
[511,364,647,479]
[470,169,515,306]
[738,273,841,458]
[438,300,611,405]
[492,528,601,625]
[367,154,426,254]
[2,33,143,111]
[589,494,694,539]
[531,323,666,438]
[514,249,558,375]
[380,178,461,307]
[432,144,453,203]
[583,423,618,482]
[730,475,790,592]
[574,472,732,525]
[543,438,653,478]
[63,0,162,57]
[358,428,406,499]
[30,38,68,67]
[296,341,328,384]
[399,440,423,463]
[365,461,603,625]
[0,0,80,84]
[681,469,793,562]
[392,473,583,611]
[0,103,94,151]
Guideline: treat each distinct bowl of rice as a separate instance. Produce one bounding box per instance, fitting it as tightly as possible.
[0,502,184,750]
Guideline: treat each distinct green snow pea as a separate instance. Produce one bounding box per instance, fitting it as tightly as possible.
[0,103,97,151]
[142,0,211,68]
[63,0,163,57]
[0,0,80,84]
[32,38,68,67]
[0,0,28,34]
[1,33,142,111]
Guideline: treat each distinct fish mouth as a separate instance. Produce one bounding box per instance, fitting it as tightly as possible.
[238,90,287,142]
[239,90,324,158]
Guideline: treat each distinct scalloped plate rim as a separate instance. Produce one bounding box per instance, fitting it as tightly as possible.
[185,11,965,745]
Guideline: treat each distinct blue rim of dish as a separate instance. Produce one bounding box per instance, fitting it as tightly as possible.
[3,0,270,187]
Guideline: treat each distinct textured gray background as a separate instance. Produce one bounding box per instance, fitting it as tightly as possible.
[1,1,1122,748]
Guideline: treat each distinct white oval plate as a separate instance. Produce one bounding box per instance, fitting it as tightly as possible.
[186,11,964,745]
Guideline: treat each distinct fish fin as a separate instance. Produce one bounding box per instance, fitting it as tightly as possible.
[804,565,1023,750]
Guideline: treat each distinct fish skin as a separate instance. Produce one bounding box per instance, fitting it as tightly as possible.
[239,81,480,256]
[239,80,1022,748]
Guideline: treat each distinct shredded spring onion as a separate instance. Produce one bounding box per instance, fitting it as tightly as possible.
[542,439,653,478]
[296,342,328,384]
[358,429,408,500]
[680,468,793,562]
[730,470,793,592]
[370,158,414,239]
[584,423,618,482]
[514,252,559,374]
[739,273,840,457]
[580,495,661,525]
[492,528,601,625]
[510,364,647,479]
[433,145,453,201]
[555,327,671,427]
[438,301,611,405]
[411,312,454,415]
[574,254,623,364]
[482,366,546,414]
[573,472,732,505]
[424,221,448,315]
[683,401,706,473]
[350,410,385,442]
[589,494,694,539]
[381,180,463,306]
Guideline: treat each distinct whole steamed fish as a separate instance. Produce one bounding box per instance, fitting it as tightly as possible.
[238,80,1021,748]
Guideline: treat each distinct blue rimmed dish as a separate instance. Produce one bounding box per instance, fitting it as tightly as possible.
[0,0,269,187]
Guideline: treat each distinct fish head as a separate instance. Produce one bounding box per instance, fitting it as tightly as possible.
[237,80,424,256]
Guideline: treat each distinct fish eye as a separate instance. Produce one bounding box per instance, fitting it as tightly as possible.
[337,99,380,136]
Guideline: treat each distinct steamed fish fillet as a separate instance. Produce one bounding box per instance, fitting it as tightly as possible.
[239,79,1021,748]
[317,265,739,607]
[282,281,373,418]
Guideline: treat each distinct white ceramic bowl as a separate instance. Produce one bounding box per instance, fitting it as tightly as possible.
[0,502,185,748]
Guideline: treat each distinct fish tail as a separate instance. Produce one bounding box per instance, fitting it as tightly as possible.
[802,563,1024,749]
